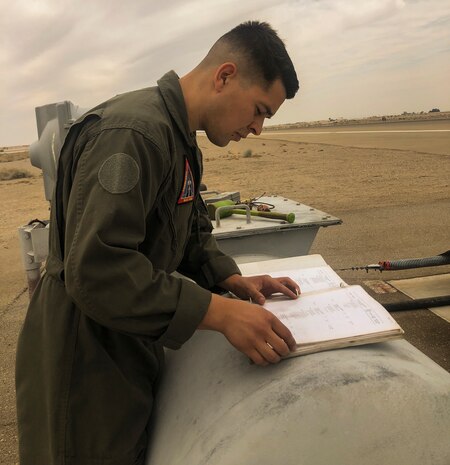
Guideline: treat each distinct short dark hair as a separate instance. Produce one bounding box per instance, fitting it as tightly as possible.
[214,21,299,99]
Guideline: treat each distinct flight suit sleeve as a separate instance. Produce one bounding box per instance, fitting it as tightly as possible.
[64,128,211,349]
[176,195,241,289]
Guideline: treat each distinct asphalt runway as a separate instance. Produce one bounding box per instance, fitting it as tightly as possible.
[262,119,450,155]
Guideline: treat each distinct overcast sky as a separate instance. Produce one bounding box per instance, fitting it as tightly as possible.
[0,0,449,146]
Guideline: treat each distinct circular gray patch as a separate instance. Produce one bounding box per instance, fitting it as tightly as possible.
[98,153,140,194]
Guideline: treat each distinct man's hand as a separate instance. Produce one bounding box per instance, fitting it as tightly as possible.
[218,273,300,305]
[199,293,297,366]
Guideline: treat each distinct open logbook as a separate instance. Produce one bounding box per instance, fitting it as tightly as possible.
[249,259,404,357]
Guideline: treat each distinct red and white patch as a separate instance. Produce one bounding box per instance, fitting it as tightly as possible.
[177,158,195,204]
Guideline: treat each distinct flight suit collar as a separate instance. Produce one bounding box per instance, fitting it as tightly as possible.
[157,70,196,148]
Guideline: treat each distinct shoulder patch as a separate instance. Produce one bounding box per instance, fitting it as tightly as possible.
[98,153,140,194]
[177,157,195,204]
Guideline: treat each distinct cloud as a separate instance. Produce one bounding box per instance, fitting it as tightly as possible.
[262,0,450,122]
[1,0,449,145]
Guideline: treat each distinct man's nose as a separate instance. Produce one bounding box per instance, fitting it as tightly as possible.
[248,117,264,136]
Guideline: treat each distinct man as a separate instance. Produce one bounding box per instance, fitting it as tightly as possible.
[16,21,299,464]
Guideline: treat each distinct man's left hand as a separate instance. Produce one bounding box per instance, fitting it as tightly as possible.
[219,274,300,305]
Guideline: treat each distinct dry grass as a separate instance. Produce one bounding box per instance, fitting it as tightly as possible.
[0,168,33,181]
[0,150,29,163]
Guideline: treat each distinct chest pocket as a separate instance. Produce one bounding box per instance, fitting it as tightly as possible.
[152,154,196,270]
[143,143,201,272]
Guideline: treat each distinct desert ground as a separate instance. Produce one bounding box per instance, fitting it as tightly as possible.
[1,119,449,463]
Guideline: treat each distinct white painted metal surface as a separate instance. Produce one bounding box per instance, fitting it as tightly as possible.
[211,196,341,263]
[146,255,450,465]
[17,222,49,296]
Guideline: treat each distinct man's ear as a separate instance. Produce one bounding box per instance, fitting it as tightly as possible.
[213,62,237,92]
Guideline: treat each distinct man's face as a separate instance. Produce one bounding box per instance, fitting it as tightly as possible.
[204,74,286,147]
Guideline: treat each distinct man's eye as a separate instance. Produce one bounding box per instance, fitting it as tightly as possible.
[255,107,262,116]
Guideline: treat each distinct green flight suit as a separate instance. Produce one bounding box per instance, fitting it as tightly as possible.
[16,71,240,465]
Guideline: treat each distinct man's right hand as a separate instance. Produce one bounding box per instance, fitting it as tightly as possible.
[198,293,296,366]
